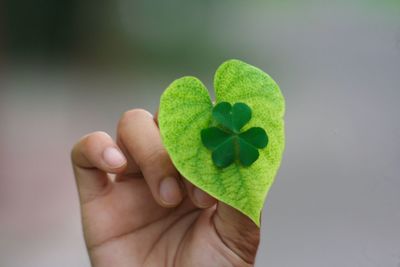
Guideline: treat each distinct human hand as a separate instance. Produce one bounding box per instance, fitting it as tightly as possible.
[71,109,260,267]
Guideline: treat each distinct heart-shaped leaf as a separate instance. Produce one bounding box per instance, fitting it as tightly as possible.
[158,59,285,226]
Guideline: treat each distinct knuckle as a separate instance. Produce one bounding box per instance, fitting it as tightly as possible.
[139,146,169,167]
[119,109,152,127]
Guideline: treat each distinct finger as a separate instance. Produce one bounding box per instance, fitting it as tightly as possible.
[117,109,183,207]
[115,137,141,178]
[116,109,160,178]
[184,181,216,208]
[115,108,160,178]
[213,203,260,264]
[71,131,127,204]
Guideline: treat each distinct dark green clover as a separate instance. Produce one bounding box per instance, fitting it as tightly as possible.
[201,102,268,168]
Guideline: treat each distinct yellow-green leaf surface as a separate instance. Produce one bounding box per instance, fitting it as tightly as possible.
[158,59,285,226]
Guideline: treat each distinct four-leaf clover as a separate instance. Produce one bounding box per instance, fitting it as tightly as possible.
[201,102,268,168]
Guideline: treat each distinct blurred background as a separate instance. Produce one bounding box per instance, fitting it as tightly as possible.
[1,0,400,266]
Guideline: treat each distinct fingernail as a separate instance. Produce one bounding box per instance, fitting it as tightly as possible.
[193,187,214,207]
[145,110,153,118]
[160,177,182,205]
[103,147,126,168]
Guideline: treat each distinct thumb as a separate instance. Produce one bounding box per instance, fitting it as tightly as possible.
[213,202,260,264]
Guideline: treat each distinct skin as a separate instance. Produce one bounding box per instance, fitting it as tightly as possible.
[71,109,260,267]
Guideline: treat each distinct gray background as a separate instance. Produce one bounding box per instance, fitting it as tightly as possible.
[1,0,400,266]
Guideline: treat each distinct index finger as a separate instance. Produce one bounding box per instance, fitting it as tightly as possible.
[117,109,184,207]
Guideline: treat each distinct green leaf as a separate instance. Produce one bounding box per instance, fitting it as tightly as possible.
[201,127,231,150]
[158,59,285,226]
[202,102,265,168]
[239,127,268,149]
[232,102,251,132]
[212,137,235,168]
[212,102,233,131]
[211,102,252,133]
[238,138,260,167]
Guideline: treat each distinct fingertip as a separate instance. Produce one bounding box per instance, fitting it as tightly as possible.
[102,147,127,172]
[159,176,183,207]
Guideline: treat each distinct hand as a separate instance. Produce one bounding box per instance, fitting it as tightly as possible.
[71,109,260,267]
